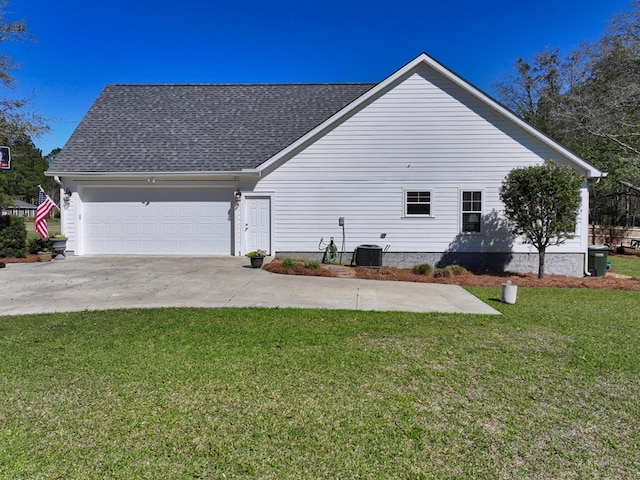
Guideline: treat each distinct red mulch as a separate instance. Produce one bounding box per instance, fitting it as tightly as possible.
[0,254,39,263]
[263,256,640,290]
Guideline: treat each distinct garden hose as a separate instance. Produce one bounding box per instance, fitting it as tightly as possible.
[323,240,339,264]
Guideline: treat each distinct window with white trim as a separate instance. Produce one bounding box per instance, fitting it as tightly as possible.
[461,191,482,232]
[405,191,431,216]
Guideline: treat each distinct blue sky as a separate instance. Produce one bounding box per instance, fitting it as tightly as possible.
[5,0,633,155]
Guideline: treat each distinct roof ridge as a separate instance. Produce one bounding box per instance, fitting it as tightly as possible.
[106,82,378,87]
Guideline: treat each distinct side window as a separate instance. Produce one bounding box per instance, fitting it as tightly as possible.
[462,191,482,232]
[405,191,431,216]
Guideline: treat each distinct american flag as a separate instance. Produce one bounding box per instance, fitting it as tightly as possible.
[35,189,56,238]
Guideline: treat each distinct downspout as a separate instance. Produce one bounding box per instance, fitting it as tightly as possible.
[585,175,604,277]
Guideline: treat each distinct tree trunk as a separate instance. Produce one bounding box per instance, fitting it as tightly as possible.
[538,248,546,279]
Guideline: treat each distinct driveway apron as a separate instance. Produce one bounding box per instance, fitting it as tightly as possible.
[0,256,499,316]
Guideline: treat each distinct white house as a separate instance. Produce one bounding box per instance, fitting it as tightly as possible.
[47,53,603,276]
[4,199,37,217]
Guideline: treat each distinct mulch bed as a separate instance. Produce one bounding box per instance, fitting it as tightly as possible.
[264,257,640,290]
[0,254,39,264]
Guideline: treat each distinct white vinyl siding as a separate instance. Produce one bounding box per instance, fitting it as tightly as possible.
[257,65,586,255]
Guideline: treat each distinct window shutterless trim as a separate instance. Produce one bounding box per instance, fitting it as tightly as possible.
[461,190,482,233]
[404,189,432,217]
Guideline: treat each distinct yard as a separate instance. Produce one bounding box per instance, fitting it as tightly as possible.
[23,218,61,240]
[1,286,638,479]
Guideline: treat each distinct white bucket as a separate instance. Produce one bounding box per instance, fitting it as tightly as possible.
[500,281,518,304]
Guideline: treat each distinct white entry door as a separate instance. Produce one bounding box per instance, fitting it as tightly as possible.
[245,197,271,254]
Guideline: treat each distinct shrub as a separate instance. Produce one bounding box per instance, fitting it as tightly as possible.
[433,268,451,278]
[281,258,297,269]
[412,263,433,276]
[28,237,53,254]
[0,215,27,258]
[433,265,468,278]
[448,265,468,276]
[303,261,320,270]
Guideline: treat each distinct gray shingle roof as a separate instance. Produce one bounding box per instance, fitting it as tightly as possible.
[49,83,376,173]
[10,199,36,208]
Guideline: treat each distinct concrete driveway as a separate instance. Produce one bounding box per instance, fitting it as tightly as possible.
[0,256,499,316]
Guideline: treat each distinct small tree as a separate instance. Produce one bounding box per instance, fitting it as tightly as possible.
[500,161,583,278]
[0,214,26,257]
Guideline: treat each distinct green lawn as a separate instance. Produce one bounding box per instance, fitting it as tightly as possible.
[1,289,638,479]
[23,218,61,239]
[609,252,640,277]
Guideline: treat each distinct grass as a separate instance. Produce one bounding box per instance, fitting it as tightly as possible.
[609,253,640,277]
[0,290,639,479]
[281,257,297,269]
[23,218,61,239]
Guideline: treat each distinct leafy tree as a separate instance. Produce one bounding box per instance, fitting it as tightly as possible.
[496,1,640,227]
[500,162,583,279]
[0,0,49,206]
[495,47,562,136]
[44,148,61,164]
[0,135,52,205]
[0,0,48,140]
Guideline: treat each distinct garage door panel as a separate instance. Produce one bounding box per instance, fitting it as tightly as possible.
[200,224,214,235]
[125,206,139,217]
[178,206,192,217]
[86,223,104,236]
[199,206,213,217]
[107,223,122,235]
[82,187,232,255]
[162,206,177,218]
[162,223,179,236]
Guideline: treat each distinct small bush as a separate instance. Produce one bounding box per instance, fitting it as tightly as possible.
[282,258,297,269]
[28,237,53,254]
[0,215,27,258]
[448,265,468,276]
[412,263,433,276]
[433,265,468,278]
[433,268,451,278]
[303,261,320,270]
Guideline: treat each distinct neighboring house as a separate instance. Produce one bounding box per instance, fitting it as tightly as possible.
[4,199,37,217]
[47,53,603,276]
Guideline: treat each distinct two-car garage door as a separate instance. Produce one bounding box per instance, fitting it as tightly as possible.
[81,187,232,255]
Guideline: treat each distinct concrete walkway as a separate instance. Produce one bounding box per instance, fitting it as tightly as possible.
[0,256,499,316]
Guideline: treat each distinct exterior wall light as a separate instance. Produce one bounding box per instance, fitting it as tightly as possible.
[235,190,242,201]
